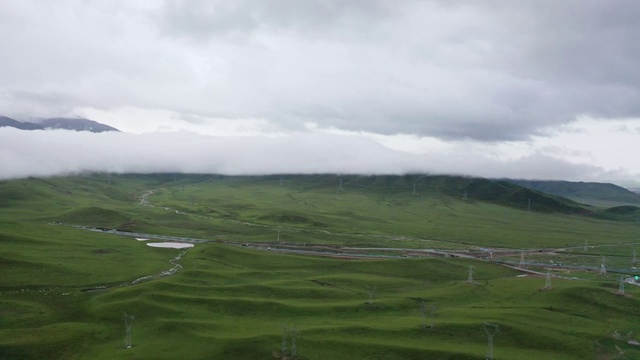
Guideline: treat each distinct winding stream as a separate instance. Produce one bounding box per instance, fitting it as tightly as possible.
[131,246,192,285]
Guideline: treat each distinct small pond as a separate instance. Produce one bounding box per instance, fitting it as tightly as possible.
[146,242,194,249]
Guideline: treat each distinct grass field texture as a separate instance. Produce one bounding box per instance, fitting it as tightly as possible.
[1,174,640,359]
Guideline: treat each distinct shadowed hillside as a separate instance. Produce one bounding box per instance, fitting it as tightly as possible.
[508,179,640,207]
[2,173,640,360]
[260,174,591,215]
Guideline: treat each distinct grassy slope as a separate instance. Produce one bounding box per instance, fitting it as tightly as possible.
[72,246,640,359]
[149,175,639,249]
[510,179,640,207]
[1,174,640,359]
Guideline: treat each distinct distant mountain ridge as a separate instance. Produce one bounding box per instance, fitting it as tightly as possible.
[0,115,119,133]
[256,174,593,215]
[507,179,640,207]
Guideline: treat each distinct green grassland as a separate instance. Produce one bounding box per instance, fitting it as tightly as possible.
[1,174,640,359]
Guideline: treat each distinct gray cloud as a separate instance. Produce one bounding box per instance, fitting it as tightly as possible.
[0,128,632,185]
[0,1,639,141]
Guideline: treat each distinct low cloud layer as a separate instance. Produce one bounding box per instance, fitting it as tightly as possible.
[1,2,638,186]
[1,128,634,186]
[1,1,639,141]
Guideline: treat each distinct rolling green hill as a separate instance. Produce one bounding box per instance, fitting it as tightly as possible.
[1,173,640,359]
[508,179,640,207]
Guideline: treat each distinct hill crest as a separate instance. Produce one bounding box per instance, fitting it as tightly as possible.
[0,115,119,133]
[507,179,640,207]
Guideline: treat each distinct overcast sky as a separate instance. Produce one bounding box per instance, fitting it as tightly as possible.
[1,1,639,186]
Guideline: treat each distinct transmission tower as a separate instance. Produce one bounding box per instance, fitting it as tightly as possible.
[277,229,280,242]
[584,240,588,252]
[527,198,531,213]
[290,325,300,359]
[463,189,468,201]
[428,303,436,328]
[543,268,552,290]
[467,265,474,283]
[484,323,500,360]
[519,251,525,268]
[123,312,135,349]
[281,326,288,358]
[619,275,626,295]
[420,301,436,329]
[633,249,637,264]
[366,286,377,304]
[412,183,416,195]
[600,256,607,276]
[280,177,284,187]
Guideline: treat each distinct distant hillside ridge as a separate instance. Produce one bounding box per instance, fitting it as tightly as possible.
[0,116,42,130]
[0,115,119,133]
[507,179,640,207]
[260,174,592,215]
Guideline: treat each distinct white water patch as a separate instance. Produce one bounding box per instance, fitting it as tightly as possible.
[135,237,149,241]
[146,242,194,249]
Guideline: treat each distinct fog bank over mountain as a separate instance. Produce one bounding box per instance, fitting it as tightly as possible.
[1,128,635,188]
